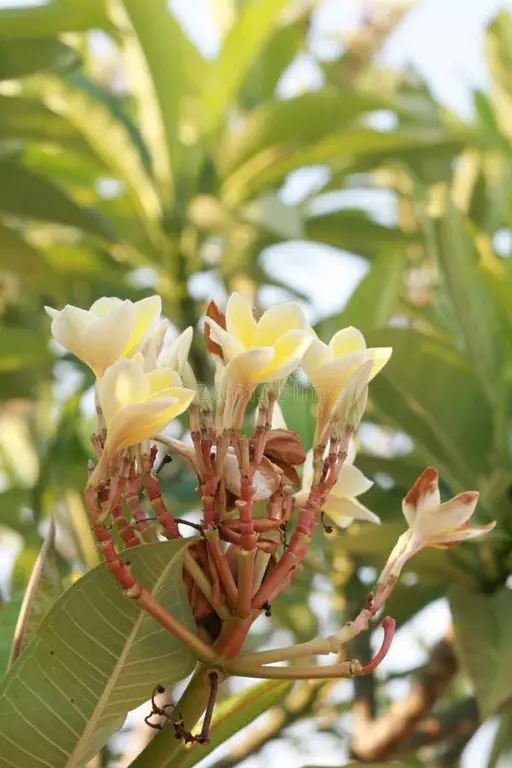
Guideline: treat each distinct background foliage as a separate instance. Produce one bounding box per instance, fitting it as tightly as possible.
[0,1,512,766]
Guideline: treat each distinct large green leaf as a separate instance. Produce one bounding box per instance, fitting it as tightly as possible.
[0,38,79,80]
[450,586,512,719]
[0,2,109,38]
[428,193,500,403]
[8,520,64,667]
[201,0,290,133]
[305,209,415,261]
[0,598,22,679]
[40,78,164,254]
[118,0,205,201]
[221,128,471,205]
[0,160,115,240]
[367,328,493,491]
[167,679,292,768]
[218,89,394,178]
[0,223,61,293]
[0,539,197,767]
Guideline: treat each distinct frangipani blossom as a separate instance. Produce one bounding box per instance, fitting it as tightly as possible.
[296,444,380,528]
[205,293,312,386]
[302,326,391,410]
[96,356,195,457]
[382,467,496,582]
[45,296,161,378]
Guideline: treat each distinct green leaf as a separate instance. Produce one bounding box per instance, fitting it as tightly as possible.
[428,193,500,402]
[118,0,205,201]
[0,597,23,678]
[334,249,406,331]
[305,209,415,261]
[40,78,164,253]
[0,2,109,38]
[0,38,79,80]
[218,89,394,179]
[450,586,512,718]
[202,0,290,133]
[8,520,64,667]
[240,10,309,109]
[221,128,470,205]
[167,679,292,768]
[367,328,493,491]
[0,539,197,767]
[0,159,116,240]
[278,382,316,451]
[0,223,60,292]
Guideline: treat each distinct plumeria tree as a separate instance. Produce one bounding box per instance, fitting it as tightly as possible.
[0,293,494,768]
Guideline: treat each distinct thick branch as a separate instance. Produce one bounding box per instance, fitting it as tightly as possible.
[350,633,458,762]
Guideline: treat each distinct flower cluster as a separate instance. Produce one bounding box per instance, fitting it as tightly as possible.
[46,291,496,694]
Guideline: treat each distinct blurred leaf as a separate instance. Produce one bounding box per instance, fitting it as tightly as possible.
[429,193,500,402]
[0,327,53,372]
[241,11,309,109]
[335,249,406,331]
[0,222,61,292]
[0,596,22,678]
[305,209,415,260]
[0,159,116,240]
[218,89,394,179]
[0,38,79,80]
[202,0,290,133]
[167,679,292,767]
[0,539,197,766]
[222,129,471,205]
[0,2,109,38]
[450,586,512,718]
[8,520,63,667]
[118,0,204,201]
[488,704,512,768]
[368,328,493,491]
[241,193,303,239]
[278,382,316,451]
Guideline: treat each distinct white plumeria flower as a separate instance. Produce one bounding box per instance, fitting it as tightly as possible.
[205,292,312,386]
[158,326,194,375]
[223,448,280,502]
[45,295,161,378]
[96,355,195,457]
[380,467,496,582]
[302,326,391,411]
[296,443,380,528]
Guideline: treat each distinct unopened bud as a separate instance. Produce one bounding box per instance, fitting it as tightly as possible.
[332,361,372,425]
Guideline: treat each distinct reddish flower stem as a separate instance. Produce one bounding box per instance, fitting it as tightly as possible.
[143,472,181,539]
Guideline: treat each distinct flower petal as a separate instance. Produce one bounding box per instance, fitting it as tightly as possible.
[419,491,479,537]
[205,319,245,361]
[402,467,439,528]
[426,520,496,547]
[329,327,367,357]
[260,329,312,381]
[50,305,95,359]
[84,301,135,376]
[159,326,193,371]
[332,463,373,499]
[301,338,332,381]
[311,352,367,403]
[323,496,380,527]
[225,293,257,349]
[225,347,275,385]
[125,295,162,355]
[367,347,393,380]
[106,399,178,454]
[253,302,307,347]
[89,297,124,317]
[148,368,182,394]
[97,358,149,423]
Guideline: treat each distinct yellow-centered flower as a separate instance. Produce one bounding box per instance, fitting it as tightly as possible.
[96,356,195,456]
[45,296,162,377]
[296,444,380,527]
[302,327,391,409]
[204,292,312,385]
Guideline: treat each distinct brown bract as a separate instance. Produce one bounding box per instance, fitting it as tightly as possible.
[204,300,226,362]
[264,428,306,487]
